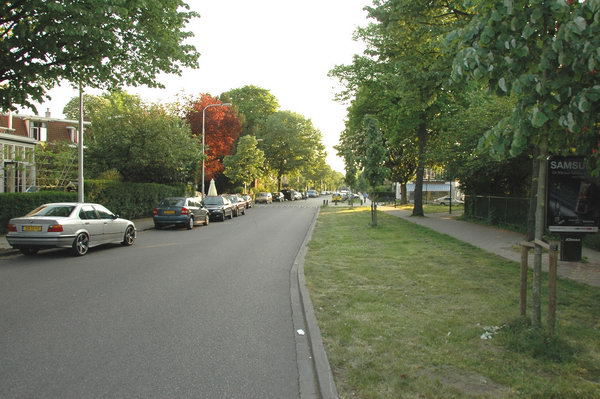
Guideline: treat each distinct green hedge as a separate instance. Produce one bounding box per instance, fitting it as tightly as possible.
[0,191,77,234]
[84,180,186,219]
[0,180,185,234]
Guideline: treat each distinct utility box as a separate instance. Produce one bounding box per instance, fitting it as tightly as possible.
[560,234,583,262]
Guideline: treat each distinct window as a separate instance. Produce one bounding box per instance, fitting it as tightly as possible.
[93,205,115,220]
[29,122,47,141]
[67,127,78,143]
[79,205,98,220]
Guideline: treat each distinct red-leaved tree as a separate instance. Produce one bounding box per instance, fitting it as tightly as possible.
[185,94,242,184]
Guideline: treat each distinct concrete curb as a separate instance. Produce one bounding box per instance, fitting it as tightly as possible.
[290,207,339,399]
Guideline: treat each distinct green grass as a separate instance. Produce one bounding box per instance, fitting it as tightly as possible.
[304,207,600,399]
[394,203,465,214]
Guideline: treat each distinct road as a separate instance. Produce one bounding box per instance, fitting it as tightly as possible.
[0,199,322,398]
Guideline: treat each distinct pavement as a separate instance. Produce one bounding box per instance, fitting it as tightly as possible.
[378,206,600,288]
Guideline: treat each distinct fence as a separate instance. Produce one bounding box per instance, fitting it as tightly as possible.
[465,195,529,230]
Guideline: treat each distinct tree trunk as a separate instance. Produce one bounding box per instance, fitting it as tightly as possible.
[527,147,540,241]
[277,174,282,191]
[532,136,548,328]
[401,183,408,204]
[412,122,427,217]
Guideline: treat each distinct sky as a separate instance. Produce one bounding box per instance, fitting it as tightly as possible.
[19,0,371,173]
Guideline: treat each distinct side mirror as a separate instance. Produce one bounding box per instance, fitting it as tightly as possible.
[113,214,120,219]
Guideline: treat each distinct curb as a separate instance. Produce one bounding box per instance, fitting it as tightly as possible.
[290,207,339,399]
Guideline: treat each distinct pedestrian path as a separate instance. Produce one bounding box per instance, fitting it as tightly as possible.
[379,206,600,288]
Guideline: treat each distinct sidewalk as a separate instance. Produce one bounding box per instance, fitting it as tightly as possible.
[379,206,600,288]
[0,217,156,257]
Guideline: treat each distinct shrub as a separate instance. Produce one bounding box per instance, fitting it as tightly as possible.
[0,191,77,233]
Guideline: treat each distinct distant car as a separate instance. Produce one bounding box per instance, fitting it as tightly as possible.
[433,196,464,206]
[255,192,273,204]
[307,190,318,198]
[7,202,136,256]
[153,197,209,230]
[293,191,303,200]
[281,189,295,201]
[225,194,246,217]
[204,195,234,221]
[272,192,284,202]
[332,192,343,202]
[241,194,253,208]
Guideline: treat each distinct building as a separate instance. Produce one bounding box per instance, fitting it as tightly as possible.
[0,110,88,193]
[395,169,462,203]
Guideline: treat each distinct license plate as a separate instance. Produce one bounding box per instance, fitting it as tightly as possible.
[163,210,175,215]
[23,225,42,232]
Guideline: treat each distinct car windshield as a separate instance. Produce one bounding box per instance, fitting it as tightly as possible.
[26,205,76,217]
[204,196,224,205]
[159,198,185,207]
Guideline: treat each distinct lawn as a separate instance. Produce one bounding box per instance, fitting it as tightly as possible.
[304,207,600,399]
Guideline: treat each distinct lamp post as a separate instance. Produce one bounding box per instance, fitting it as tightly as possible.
[201,102,231,195]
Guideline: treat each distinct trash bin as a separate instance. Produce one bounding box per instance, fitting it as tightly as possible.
[560,234,583,262]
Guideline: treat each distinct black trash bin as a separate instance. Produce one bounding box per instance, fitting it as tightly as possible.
[560,234,583,262]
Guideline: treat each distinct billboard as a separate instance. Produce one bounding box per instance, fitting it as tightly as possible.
[547,156,600,233]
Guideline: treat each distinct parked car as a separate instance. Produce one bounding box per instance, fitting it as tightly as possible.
[272,192,284,202]
[307,190,318,198]
[433,196,464,206]
[293,191,303,200]
[204,195,234,221]
[332,192,343,202]
[7,202,136,256]
[225,194,246,217]
[152,197,209,230]
[241,194,253,208]
[255,192,273,204]
[281,189,295,201]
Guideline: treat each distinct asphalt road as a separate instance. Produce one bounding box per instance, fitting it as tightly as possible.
[0,199,321,398]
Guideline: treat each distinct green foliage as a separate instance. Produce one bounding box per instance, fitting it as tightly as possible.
[34,141,78,189]
[84,180,185,219]
[221,85,280,136]
[62,94,110,121]
[0,191,76,234]
[223,135,265,188]
[256,111,325,188]
[86,91,202,184]
[362,116,389,189]
[1,0,199,112]
[451,0,600,173]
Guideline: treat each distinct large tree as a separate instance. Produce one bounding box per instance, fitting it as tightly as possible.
[0,0,199,111]
[221,85,279,136]
[86,92,201,184]
[185,94,242,184]
[256,111,324,190]
[223,135,265,193]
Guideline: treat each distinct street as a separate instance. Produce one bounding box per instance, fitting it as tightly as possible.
[0,199,322,398]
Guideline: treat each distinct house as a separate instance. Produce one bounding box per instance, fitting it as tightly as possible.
[395,168,462,203]
[0,110,89,193]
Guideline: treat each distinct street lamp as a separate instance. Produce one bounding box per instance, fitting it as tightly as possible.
[201,102,231,195]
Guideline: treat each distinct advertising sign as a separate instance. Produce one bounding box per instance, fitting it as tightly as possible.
[547,156,600,233]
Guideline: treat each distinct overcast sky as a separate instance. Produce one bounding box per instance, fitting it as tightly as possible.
[19,1,370,173]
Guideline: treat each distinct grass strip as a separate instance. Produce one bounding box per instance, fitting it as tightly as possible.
[304,207,600,398]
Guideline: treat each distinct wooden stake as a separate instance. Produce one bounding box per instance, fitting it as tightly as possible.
[548,242,558,335]
[520,245,529,317]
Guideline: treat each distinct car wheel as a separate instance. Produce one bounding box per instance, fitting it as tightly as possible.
[228,211,233,220]
[233,208,238,217]
[122,225,136,246]
[20,248,39,256]
[72,233,89,256]
[241,208,245,215]
[440,202,446,206]
[204,215,210,226]
[187,217,194,230]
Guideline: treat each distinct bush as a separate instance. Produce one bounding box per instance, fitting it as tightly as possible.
[0,181,185,234]
[0,191,77,233]
[84,180,186,219]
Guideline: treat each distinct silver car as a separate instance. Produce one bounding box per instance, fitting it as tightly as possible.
[7,202,136,256]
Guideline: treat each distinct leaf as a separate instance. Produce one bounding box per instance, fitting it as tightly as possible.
[578,96,591,113]
[573,17,587,34]
[499,77,508,92]
[504,0,514,14]
[531,107,549,127]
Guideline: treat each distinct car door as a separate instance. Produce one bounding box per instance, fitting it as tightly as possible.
[78,205,104,244]
[94,204,123,242]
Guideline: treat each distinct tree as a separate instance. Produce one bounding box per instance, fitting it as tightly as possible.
[221,85,280,136]
[86,92,201,184]
[223,135,266,193]
[256,111,324,190]
[450,0,600,328]
[185,94,242,185]
[62,91,141,121]
[1,0,199,111]
[362,116,389,225]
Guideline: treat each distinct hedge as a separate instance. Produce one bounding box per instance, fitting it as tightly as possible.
[0,180,186,234]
